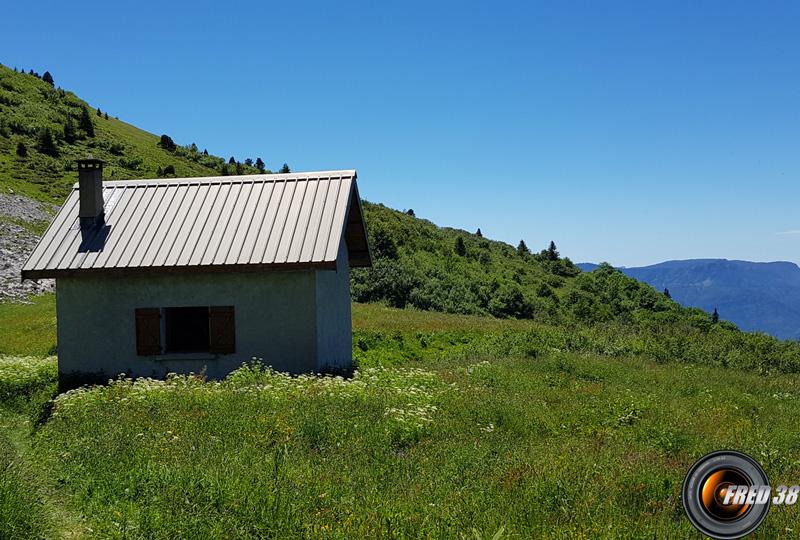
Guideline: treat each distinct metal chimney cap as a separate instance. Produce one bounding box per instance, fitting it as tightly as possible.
[76,155,105,166]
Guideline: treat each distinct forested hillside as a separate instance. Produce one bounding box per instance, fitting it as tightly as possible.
[354,202,705,325]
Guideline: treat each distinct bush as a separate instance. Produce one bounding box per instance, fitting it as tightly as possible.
[488,285,534,319]
[158,134,177,152]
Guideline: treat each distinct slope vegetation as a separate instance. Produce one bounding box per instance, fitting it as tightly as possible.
[0,64,266,205]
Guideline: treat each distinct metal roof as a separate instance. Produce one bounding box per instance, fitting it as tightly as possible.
[22,170,371,280]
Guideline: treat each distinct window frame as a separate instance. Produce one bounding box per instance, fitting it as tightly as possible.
[134,305,236,357]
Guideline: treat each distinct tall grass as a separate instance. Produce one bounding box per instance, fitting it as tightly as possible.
[21,354,800,538]
[0,434,52,539]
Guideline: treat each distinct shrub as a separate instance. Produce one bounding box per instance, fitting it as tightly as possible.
[158,134,177,152]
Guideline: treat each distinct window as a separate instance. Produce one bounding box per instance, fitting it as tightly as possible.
[135,306,235,356]
[165,307,210,353]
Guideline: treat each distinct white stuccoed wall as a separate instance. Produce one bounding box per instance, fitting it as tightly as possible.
[56,241,353,383]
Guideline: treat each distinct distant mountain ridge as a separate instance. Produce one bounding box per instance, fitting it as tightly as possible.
[578,259,800,340]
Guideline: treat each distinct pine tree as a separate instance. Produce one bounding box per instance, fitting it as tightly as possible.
[104,112,108,120]
[244,158,253,166]
[517,240,529,255]
[229,156,236,164]
[63,118,77,143]
[42,71,54,86]
[406,209,415,217]
[712,308,719,324]
[255,157,265,172]
[279,163,290,174]
[663,288,671,299]
[79,106,95,137]
[476,228,482,237]
[36,128,59,156]
[203,149,209,156]
[454,237,466,256]
[545,241,559,261]
[96,107,102,117]
[15,141,27,158]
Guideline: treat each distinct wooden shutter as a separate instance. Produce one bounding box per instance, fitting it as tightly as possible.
[209,306,235,354]
[135,308,161,355]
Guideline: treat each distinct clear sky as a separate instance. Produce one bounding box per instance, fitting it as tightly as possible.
[3,1,798,266]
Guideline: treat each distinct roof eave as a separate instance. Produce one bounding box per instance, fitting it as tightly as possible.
[21,260,338,281]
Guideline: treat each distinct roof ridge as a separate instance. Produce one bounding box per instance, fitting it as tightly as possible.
[70,170,358,189]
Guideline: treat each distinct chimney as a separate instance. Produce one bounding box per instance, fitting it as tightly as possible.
[77,156,105,228]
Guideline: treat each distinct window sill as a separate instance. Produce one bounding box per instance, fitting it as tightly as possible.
[154,353,221,362]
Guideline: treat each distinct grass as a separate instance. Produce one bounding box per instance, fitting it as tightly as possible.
[2,298,800,536]
[5,349,800,537]
[0,294,57,357]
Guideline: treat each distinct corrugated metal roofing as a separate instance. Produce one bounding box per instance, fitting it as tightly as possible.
[22,170,371,279]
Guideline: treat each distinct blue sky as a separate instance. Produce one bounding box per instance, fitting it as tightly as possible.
[3,1,798,266]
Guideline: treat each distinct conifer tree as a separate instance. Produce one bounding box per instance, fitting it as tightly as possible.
[545,241,559,261]
[454,237,466,256]
[104,112,108,120]
[96,107,102,117]
[476,228,482,237]
[279,163,290,174]
[406,209,415,217]
[712,308,719,324]
[517,240,529,255]
[255,157,265,172]
[664,288,671,299]
[63,118,77,143]
[229,156,236,164]
[37,128,59,156]
[42,71,54,85]
[203,149,209,156]
[79,106,95,137]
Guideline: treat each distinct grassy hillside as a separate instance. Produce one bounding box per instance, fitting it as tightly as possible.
[0,64,267,205]
[3,308,800,537]
[353,203,800,373]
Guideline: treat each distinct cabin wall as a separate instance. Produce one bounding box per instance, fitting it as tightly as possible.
[56,270,320,384]
[314,241,353,372]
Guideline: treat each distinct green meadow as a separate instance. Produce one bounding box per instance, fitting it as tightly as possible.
[2,298,800,538]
